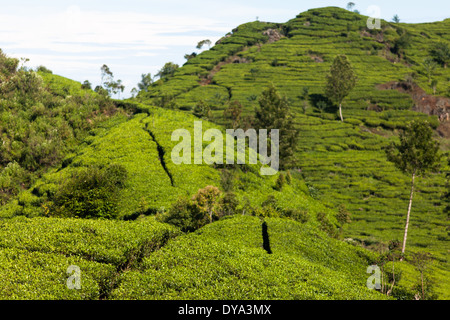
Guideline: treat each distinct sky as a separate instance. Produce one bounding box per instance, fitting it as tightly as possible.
[0,0,448,98]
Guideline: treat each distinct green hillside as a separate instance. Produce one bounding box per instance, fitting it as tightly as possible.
[135,6,450,298]
[0,6,448,300]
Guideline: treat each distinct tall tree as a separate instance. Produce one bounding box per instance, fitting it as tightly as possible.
[422,58,438,84]
[137,73,153,92]
[223,100,243,129]
[255,84,299,168]
[196,39,212,50]
[100,64,113,87]
[430,42,450,68]
[184,52,198,61]
[325,55,357,122]
[156,62,179,81]
[386,120,441,259]
[81,80,92,90]
[192,185,222,224]
[392,15,400,23]
[346,2,355,11]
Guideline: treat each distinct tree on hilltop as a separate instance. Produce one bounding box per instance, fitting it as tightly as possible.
[137,73,153,92]
[392,15,400,23]
[197,39,212,50]
[156,62,179,81]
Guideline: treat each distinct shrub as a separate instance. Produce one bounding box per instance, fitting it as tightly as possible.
[336,204,352,226]
[285,171,292,184]
[157,196,206,232]
[192,186,223,223]
[220,192,239,216]
[316,212,337,238]
[36,65,52,74]
[220,170,235,192]
[274,173,286,190]
[282,208,309,223]
[51,164,128,219]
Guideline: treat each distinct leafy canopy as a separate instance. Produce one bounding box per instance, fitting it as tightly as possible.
[325,55,357,106]
[386,120,441,176]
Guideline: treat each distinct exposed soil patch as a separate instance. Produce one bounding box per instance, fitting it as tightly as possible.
[377,81,450,137]
[262,28,283,43]
[199,54,250,86]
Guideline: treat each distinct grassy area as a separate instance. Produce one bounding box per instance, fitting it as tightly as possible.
[112,215,389,300]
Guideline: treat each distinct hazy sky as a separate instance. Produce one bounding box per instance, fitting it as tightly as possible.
[0,0,448,98]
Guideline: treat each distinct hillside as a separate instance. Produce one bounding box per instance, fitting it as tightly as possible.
[135,6,450,298]
[0,6,448,300]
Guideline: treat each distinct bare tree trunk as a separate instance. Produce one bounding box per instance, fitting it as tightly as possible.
[401,170,416,260]
[339,103,344,122]
[387,259,395,296]
[421,272,425,300]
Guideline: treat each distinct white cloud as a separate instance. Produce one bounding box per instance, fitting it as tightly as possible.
[0,6,227,53]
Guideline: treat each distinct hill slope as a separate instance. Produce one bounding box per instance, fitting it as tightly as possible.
[135,6,449,298]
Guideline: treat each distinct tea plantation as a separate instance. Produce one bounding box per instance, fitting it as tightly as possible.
[136,6,450,298]
[0,6,448,300]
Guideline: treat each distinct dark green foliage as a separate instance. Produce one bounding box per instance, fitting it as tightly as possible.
[285,171,292,184]
[51,164,128,219]
[386,120,441,176]
[154,93,178,109]
[220,192,239,216]
[392,30,412,56]
[156,62,179,81]
[422,58,438,84]
[0,162,30,205]
[138,73,153,92]
[184,52,198,61]
[220,169,235,192]
[94,85,109,96]
[197,39,212,50]
[223,100,243,129]
[410,251,437,300]
[336,204,351,235]
[336,204,352,226]
[193,99,211,119]
[157,196,206,232]
[282,208,309,223]
[325,55,357,122]
[81,80,92,90]
[36,65,52,74]
[316,212,337,238]
[255,84,299,168]
[274,173,286,191]
[430,42,450,68]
